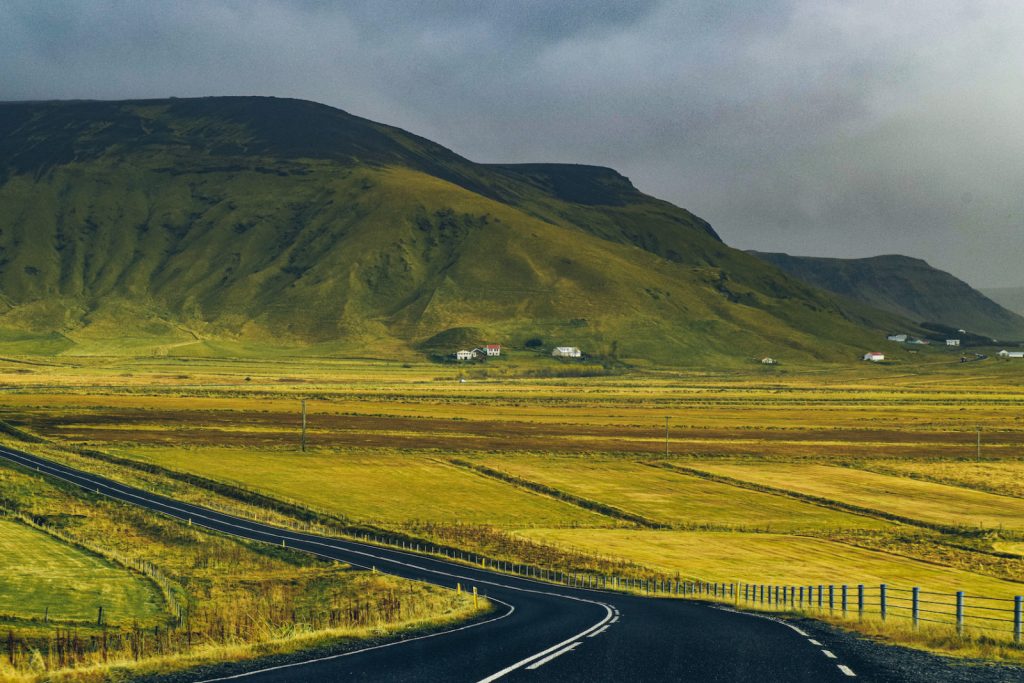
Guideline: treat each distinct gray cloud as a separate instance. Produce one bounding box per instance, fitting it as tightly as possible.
[2,0,1022,286]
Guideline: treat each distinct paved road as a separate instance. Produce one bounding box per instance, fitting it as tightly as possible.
[0,446,866,682]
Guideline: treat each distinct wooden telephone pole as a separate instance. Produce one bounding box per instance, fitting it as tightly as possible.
[301,399,307,453]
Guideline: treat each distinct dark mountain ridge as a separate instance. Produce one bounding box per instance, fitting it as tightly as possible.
[749,251,1024,340]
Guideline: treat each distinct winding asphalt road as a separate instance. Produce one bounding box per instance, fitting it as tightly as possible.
[0,445,871,682]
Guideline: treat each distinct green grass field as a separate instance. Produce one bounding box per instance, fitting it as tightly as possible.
[0,517,163,623]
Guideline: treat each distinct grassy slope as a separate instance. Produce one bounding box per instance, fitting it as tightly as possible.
[0,97,908,364]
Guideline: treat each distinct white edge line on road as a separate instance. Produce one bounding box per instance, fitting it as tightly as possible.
[195,598,517,682]
[525,642,581,670]
[711,605,855,677]
[0,448,615,683]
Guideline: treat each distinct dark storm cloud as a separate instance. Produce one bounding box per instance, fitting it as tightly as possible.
[2,1,1022,286]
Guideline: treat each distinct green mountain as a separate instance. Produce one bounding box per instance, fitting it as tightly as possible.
[749,252,1024,340]
[0,96,904,363]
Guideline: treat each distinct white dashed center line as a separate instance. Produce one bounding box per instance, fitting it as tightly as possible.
[587,625,609,638]
[808,639,822,646]
[821,650,837,659]
[838,664,857,677]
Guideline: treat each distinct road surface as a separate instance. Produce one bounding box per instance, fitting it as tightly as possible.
[0,445,869,682]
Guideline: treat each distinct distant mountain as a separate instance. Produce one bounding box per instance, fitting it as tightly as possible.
[981,287,1024,318]
[748,252,1024,340]
[0,96,906,363]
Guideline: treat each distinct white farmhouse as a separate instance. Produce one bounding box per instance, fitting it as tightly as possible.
[455,350,476,361]
[863,352,885,362]
[484,344,501,357]
[946,339,961,347]
[760,357,777,365]
[552,346,582,358]
[998,349,1024,359]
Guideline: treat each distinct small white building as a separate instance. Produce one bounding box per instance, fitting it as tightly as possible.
[887,334,908,343]
[946,339,961,347]
[760,357,778,365]
[552,346,582,358]
[863,352,885,362]
[455,349,476,361]
[484,344,501,357]
[998,349,1024,359]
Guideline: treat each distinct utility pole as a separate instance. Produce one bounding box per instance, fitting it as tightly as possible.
[301,399,307,453]
[665,416,670,456]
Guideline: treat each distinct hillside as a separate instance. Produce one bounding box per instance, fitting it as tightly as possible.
[749,252,1024,340]
[982,287,1024,318]
[0,96,905,364]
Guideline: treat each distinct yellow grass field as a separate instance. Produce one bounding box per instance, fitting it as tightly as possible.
[0,518,163,623]
[108,447,610,527]
[864,460,1024,499]
[690,463,1024,530]
[478,457,890,531]
[515,528,1024,598]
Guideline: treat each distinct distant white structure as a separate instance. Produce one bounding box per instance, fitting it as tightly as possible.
[863,352,885,362]
[886,334,908,343]
[455,350,477,361]
[760,357,778,365]
[946,339,961,347]
[998,349,1024,359]
[907,338,929,345]
[485,344,502,357]
[552,346,582,358]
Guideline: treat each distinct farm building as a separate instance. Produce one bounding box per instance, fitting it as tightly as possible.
[760,357,777,365]
[998,349,1024,359]
[863,352,885,362]
[946,339,961,347]
[485,344,501,357]
[455,349,477,361]
[552,346,582,358]
[886,334,908,343]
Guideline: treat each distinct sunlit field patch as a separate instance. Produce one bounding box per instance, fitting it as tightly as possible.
[106,447,610,527]
[690,463,1024,530]
[477,456,890,531]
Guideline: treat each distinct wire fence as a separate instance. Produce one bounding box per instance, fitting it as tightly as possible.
[666,579,1024,644]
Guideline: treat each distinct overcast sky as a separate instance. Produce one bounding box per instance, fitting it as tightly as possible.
[3,1,1023,287]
